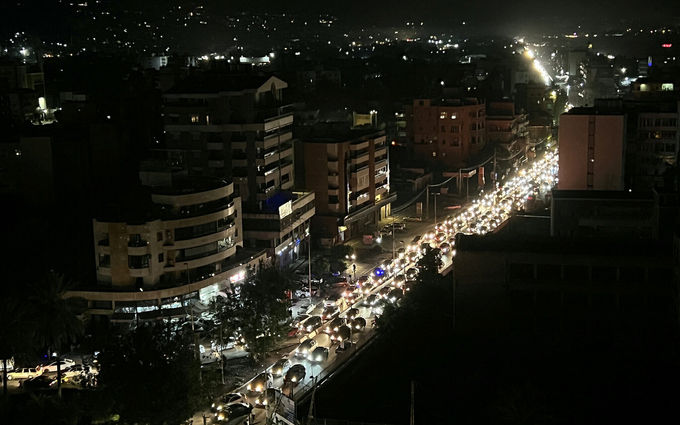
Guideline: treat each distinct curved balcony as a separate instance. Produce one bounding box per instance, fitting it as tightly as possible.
[170,225,237,251]
[128,245,150,255]
[165,245,237,272]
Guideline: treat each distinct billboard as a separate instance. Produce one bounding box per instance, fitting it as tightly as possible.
[272,392,295,425]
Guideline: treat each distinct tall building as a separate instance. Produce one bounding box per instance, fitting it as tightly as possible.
[73,177,268,325]
[485,102,529,155]
[146,73,314,267]
[558,107,626,190]
[297,126,396,247]
[405,97,486,167]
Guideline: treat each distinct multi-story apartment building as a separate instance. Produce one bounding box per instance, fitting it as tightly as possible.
[486,102,529,155]
[70,178,268,324]
[143,73,315,267]
[298,127,396,246]
[405,98,486,167]
[558,107,626,191]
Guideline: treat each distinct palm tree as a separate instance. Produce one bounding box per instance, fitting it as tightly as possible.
[0,297,33,402]
[29,271,87,398]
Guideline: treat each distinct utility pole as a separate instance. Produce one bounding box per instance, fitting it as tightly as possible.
[410,380,415,425]
[306,377,317,425]
[425,185,430,219]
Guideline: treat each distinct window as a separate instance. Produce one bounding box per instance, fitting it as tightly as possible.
[441,126,446,132]
[440,112,447,119]
[451,126,459,133]
[471,137,476,144]
[451,114,457,120]
[432,152,437,157]
[453,138,460,146]
[206,115,210,125]
[158,253,164,263]
[418,100,424,106]
[191,115,201,123]
[98,254,111,268]
[128,255,149,269]
[170,115,179,123]
[442,140,446,145]
[157,232,163,241]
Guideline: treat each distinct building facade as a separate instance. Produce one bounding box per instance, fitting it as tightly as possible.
[144,74,314,266]
[299,128,396,246]
[76,178,268,323]
[405,98,486,167]
[558,108,626,190]
[486,102,529,155]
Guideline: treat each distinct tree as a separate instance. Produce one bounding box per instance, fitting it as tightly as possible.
[211,267,296,362]
[98,324,204,425]
[329,245,355,272]
[312,256,330,276]
[0,297,33,402]
[416,246,443,280]
[29,271,87,398]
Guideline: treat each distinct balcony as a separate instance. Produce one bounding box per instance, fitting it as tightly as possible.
[98,239,110,246]
[279,146,294,159]
[375,146,387,157]
[328,174,339,186]
[328,187,339,195]
[375,158,388,169]
[375,172,387,183]
[351,151,369,164]
[351,165,369,179]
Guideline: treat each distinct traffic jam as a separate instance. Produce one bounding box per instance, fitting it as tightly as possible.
[207,149,559,422]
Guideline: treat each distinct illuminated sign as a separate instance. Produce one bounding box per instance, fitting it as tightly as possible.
[229,271,246,284]
[279,200,293,219]
[662,44,672,48]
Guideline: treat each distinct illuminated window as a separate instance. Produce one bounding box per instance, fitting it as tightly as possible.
[432,152,437,157]
[451,114,457,119]
[440,112,447,119]
[191,115,200,123]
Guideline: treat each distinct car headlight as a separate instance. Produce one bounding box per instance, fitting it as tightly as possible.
[218,414,225,420]
[212,403,216,408]
[307,355,313,360]
[316,356,322,361]
[256,386,262,392]
[292,377,297,382]
[263,400,267,405]
[247,384,252,390]
[217,405,223,411]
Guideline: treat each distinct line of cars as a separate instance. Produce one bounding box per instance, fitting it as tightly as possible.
[7,358,98,390]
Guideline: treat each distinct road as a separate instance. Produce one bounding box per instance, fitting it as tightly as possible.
[194,148,560,424]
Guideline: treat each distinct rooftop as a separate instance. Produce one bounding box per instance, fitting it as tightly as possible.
[301,126,385,144]
[150,177,231,196]
[165,74,278,94]
[551,190,653,201]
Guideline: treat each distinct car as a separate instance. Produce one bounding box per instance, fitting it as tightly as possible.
[336,341,354,353]
[403,216,422,222]
[404,281,416,292]
[324,293,342,306]
[379,286,391,297]
[436,232,447,242]
[212,392,248,413]
[408,236,422,250]
[284,364,306,384]
[294,288,311,298]
[295,339,318,358]
[345,308,360,321]
[308,346,329,362]
[215,402,254,422]
[300,316,322,333]
[39,359,75,373]
[406,268,419,279]
[357,276,369,285]
[7,367,41,380]
[342,285,357,299]
[407,251,419,262]
[294,314,310,329]
[270,358,291,377]
[247,372,273,393]
[330,325,351,343]
[359,282,374,295]
[397,247,406,259]
[321,305,339,320]
[255,388,282,407]
[439,242,451,253]
[351,317,367,331]
[380,225,393,236]
[364,294,379,306]
[323,316,345,334]
[21,375,56,390]
[388,289,404,303]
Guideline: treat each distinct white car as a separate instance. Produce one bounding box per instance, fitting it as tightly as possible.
[7,367,41,380]
[294,288,311,298]
[39,359,75,373]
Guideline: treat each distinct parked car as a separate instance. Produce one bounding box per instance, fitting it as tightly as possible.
[270,358,291,377]
[295,339,318,358]
[294,288,311,298]
[308,346,329,362]
[247,372,273,393]
[393,222,406,231]
[404,216,422,222]
[21,375,56,390]
[284,364,306,384]
[7,367,41,380]
[39,359,75,373]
